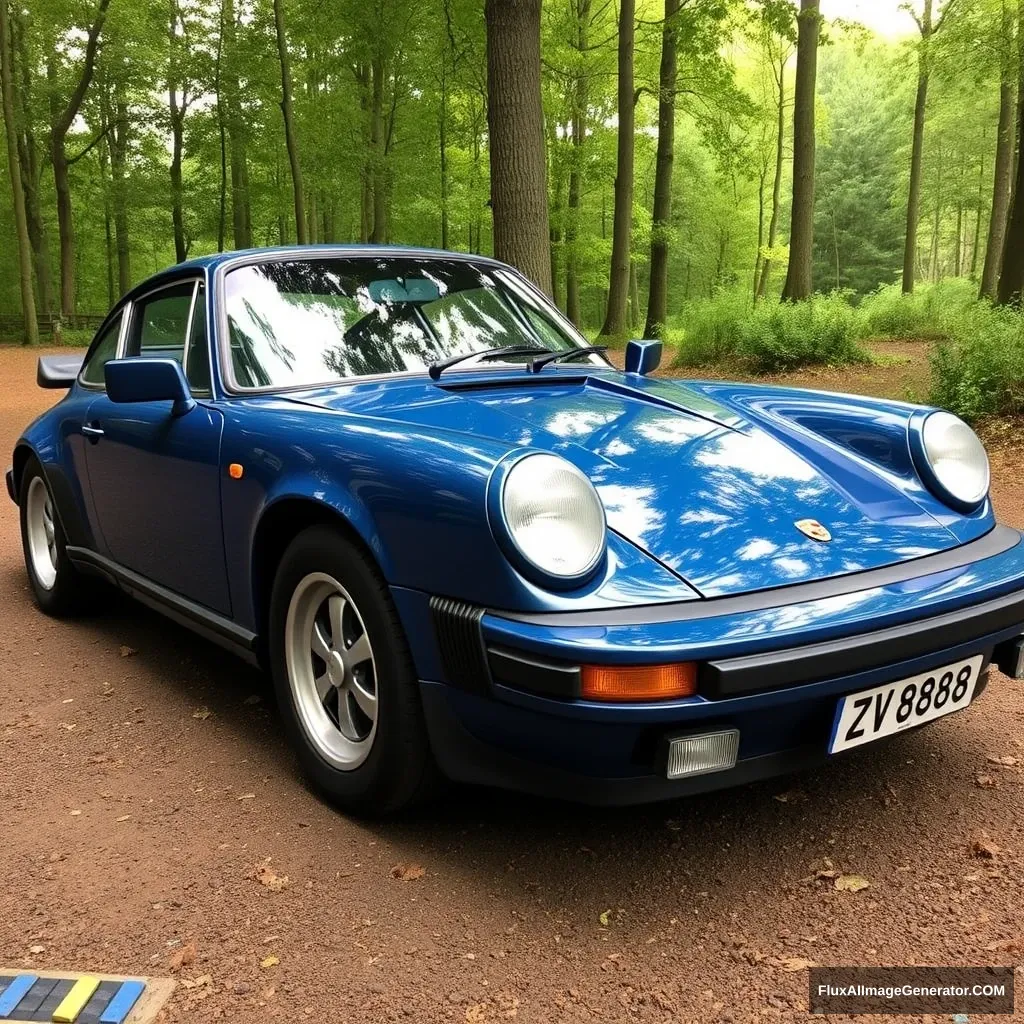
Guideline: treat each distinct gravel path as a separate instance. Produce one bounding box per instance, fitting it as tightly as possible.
[1,345,1022,1023]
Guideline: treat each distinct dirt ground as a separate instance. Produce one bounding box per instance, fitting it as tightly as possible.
[2,343,1023,1024]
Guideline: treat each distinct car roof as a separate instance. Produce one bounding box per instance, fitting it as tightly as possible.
[118,245,509,307]
[176,244,505,273]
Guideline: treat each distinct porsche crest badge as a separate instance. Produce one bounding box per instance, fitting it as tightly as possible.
[795,519,832,543]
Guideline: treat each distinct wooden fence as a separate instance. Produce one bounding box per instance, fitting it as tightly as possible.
[0,313,107,339]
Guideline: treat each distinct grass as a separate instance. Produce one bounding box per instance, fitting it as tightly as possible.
[668,291,869,373]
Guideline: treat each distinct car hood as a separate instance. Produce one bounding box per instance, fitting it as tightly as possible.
[288,371,962,597]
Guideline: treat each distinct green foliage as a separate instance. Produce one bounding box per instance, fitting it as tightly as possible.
[670,290,868,372]
[736,293,868,372]
[930,304,1024,421]
[859,279,980,339]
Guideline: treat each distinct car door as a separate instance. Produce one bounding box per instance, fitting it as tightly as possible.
[83,279,232,616]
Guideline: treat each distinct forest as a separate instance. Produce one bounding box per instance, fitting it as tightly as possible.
[2,0,1024,420]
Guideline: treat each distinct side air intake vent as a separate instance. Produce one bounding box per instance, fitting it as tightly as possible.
[429,597,490,694]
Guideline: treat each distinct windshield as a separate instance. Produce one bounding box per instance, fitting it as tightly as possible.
[223,256,599,389]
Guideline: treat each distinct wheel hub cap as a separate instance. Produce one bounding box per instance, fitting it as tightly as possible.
[284,572,378,770]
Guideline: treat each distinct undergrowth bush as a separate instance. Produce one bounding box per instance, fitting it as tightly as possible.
[670,291,868,372]
[859,279,978,340]
[930,303,1024,421]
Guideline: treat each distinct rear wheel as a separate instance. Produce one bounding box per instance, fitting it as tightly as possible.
[268,525,436,814]
[19,460,84,616]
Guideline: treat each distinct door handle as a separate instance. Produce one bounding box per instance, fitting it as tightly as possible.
[82,423,104,441]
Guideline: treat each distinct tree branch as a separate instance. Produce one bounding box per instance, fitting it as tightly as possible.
[67,121,115,165]
[54,0,112,140]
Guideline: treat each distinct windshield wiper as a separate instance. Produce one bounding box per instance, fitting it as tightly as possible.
[529,346,608,373]
[428,345,551,381]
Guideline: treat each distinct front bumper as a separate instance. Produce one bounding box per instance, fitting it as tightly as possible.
[395,526,1024,804]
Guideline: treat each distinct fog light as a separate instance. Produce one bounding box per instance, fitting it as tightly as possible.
[665,729,739,780]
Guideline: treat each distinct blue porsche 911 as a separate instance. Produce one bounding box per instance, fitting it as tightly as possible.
[10,246,1024,813]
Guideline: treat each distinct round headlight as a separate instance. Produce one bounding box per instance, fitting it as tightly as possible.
[919,411,990,508]
[500,454,606,580]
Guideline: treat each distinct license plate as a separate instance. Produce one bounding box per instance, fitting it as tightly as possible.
[829,655,983,754]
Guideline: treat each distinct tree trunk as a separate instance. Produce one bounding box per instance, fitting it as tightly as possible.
[439,62,449,250]
[102,77,131,295]
[47,0,110,316]
[273,0,306,245]
[215,0,227,251]
[168,17,188,264]
[930,144,943,281]
[565,0,591,327]
[11,12,53,315]
[997,8,1024,305]
[981,0,1016,299]
[757,46,787,299]
[223,0,251,249]
[643,0,679,339]
[902,0,934,295]
[98,132,114,307]
[369,55,387,244]
[972,151,985,279]
[781,0,819,302]
[599,0,635,335]
[484,0,552,293]
[0,0,37,344]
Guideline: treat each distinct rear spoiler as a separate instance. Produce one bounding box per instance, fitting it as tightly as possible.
[38,355,84,389]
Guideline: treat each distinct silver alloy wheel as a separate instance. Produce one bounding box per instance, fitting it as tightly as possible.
[284,572,378,769]
[26,476,58,590]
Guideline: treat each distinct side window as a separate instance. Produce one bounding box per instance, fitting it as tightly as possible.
[127,282,195,364]
[80,312,123,386]
[185,283,211,394]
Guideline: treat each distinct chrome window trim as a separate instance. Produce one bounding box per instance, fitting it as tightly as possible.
[187,280,216,398]
[77,306,131,392]
[211,248,606,397]
[125,276,202,358]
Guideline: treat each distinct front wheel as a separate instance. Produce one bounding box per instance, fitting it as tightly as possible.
[19,460,85,616]
[268,526,437,815]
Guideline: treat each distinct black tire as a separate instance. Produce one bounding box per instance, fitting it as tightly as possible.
[18,459,86,616]
[268,525,438,815]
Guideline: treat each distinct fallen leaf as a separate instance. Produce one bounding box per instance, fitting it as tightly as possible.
[170,942,196,970]
[192,707,211,721]
[985,937,1024,953]
[390,864,425,881]
[237,793,256,801]
[250,861,290,891]
[115,814,131,822]
[810,857,838,880]
[834,875,871,893]
[119,645,136,658]
[971,839,1000,860]
[976,774,999,789]
[599,910,612,927]
[69,809,81,817]
[261,955,280,969]
[987,755,1020,767]
[779,957,817,972]
[28,944,45,955]
[773,789,807,804]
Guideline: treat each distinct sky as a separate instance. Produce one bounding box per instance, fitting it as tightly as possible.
[821,0,918,38]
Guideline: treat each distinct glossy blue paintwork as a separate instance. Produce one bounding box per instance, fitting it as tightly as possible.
[105,357,196,417]
[11,246,1024,802]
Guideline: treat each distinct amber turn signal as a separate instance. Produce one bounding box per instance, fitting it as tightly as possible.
[228,463,244,479]
[580,662,697,702]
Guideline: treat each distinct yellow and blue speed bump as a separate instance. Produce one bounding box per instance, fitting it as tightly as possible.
[0,972,172,1024]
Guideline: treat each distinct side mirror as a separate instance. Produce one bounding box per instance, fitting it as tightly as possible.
[624,339,663,377]
[105,358,195,417]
